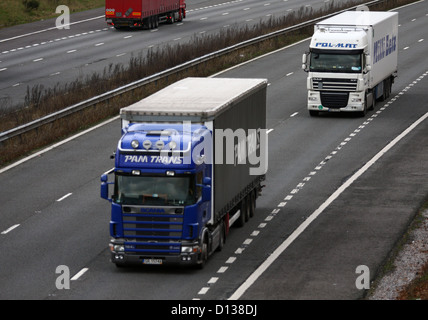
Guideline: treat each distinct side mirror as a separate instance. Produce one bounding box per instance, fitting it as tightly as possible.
[202,185,211,202]
[101,182,110,201]
[100,172,113,202]
[302,53,309,72]
[203,177,211,186]
[365,54,372,72]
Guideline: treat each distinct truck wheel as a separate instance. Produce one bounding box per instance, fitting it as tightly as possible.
[216,221,226,252]
[198,236,209,269]
[249,191,256,218]
[235,199,247,227]
[384,78,391,100]
[309,110,319,117]
[359,94,368,117]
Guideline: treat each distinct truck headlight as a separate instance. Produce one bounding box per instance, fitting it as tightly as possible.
[181,246,200,253]
[114,245,125,252]
[308,93,319,101]
[131,140,139,149]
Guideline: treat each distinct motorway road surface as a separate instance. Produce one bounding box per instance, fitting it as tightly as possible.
[0,0,357,108]
[0,0,427,302]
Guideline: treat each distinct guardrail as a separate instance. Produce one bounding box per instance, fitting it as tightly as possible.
[0,0,383,144]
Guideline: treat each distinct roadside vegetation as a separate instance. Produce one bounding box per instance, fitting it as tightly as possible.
[0,0,104,29]
[0,0,420,166]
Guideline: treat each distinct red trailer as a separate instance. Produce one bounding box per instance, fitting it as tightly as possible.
[106,0,186,29]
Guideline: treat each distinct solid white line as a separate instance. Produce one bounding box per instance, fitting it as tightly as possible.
[229,112,428,300]
[57,193,72,202]
[71,268,88,281]
[1,224,20,235]
[0,116,119,175]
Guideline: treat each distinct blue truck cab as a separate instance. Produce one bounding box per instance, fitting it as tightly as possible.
[101,77,268,268]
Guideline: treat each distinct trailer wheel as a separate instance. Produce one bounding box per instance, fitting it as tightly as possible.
[235,198,247,227]
[249,191,256,218]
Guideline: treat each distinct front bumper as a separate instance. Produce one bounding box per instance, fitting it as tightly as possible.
[110,239,201,266]
[307,90,365,112]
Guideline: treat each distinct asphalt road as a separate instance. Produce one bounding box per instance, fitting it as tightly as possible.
[0,0,427,304]
[0,0,334,109]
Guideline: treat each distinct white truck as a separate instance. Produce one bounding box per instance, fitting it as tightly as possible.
[302,11,398,116]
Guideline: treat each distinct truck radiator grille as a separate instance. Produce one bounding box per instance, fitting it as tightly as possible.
[122,206,184,255]
[313,78,357,91]
[321,91,349,109]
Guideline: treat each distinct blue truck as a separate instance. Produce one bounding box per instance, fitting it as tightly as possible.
[101,77,268,267]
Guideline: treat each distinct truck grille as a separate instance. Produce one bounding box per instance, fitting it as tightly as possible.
[321,91,349,109]
[122,206,183,255]
[312,78,357,91]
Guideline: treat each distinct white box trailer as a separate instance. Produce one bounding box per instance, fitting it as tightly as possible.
[302,11,398,116]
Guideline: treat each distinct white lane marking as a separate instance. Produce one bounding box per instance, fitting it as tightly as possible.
[229,111,428,300]
[198,287,210,295]
[0,116,119,175]
[1,224,20,235]
[56,193,72,202]
[71,268,89,281]
[217,266,228,273]
[208,277,219,284]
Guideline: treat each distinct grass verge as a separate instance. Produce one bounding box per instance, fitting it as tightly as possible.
[0,0,104,29]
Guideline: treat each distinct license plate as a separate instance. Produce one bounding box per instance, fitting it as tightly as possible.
[328,108,340,112]
[143,259,163,265]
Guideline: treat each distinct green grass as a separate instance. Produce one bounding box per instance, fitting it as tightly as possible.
[0,0,105,29]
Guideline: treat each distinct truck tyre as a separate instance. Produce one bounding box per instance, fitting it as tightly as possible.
[198,236,209,269]
[235,199,247,227]
[384,78,391,100]
[309,110,319,117]
[359,94,369,117]
[249,191,256,218]
[216,221,226,252]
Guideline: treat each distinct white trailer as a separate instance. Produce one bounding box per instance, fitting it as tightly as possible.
[302,11,398,116]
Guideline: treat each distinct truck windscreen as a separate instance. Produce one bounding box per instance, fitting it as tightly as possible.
[114,174,196,206]
[310,52,362,73]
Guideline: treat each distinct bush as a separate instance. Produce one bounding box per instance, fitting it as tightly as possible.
[23,0,40,11]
